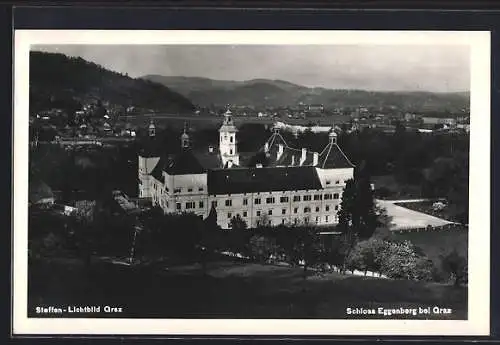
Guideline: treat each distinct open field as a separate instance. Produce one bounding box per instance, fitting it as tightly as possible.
[28,256,467,319]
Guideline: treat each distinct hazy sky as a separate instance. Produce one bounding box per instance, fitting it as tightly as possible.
[33,45,470,92]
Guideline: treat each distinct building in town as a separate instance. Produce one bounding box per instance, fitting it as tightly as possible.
[422,117,457,126]
[138,110,355,229]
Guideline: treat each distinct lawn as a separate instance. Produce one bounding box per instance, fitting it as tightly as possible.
[28,256,467,320]
[392,227,468,280]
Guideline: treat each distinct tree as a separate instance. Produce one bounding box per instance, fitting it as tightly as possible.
[441,249,468,287]
[379,240,434,281]
[228,214,250,256]
[249,235,277,263]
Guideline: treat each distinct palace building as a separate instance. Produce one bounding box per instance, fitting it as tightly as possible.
[138,110,355,229]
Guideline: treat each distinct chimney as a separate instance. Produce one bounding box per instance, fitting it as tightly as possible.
[277,144,284,160]
[291,155,295,166]
[208,145,214,153]
[300,148,307,166]
[264,142,269,153]
[313,152,319,166]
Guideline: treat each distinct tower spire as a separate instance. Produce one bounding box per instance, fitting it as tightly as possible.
[181,122,190,149]
[148,117,156,137]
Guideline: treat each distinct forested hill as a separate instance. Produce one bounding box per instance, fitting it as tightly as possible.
[29,51,195,114]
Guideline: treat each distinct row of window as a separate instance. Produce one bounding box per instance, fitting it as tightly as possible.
[325,180,346,185]
[227,215,339,228]
[216,193,340,208]
[153,185,206,194]
[176,201,204,210]
[227,205,339,219]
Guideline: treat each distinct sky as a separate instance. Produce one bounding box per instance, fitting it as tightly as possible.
[33,45,470,92]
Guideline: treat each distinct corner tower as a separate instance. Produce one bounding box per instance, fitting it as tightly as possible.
[219,109,240,167]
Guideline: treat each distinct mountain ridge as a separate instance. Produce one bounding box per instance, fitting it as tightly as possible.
[141,75,470,112]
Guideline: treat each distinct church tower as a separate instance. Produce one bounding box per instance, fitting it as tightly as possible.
[148,118,156,137]
[181,122,190,150]
[219,109,240,167]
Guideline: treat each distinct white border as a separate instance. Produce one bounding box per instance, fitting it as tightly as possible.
[13,30,491,336]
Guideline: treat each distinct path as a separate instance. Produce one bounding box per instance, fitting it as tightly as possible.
[376,199,455,231]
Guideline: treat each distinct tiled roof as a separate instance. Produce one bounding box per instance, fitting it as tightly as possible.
[207,166,322,195]
[150,157,165,182]
[164,150,206,175]
[318,143,355,169]
[192,151,222,170]
[261,131,354,169]
[138,137,162,158]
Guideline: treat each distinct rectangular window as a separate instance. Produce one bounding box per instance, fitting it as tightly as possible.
[335,180,340,184]
[268,209,273,215]
[324,193,332,200]
[282,209,286,215]
[186,202,195,209]
[325,215,329,222]
[326,180,331,185]
[243,198,248,205]
[315,207,320,212]
[211,200,217,208]
[243,211,248,217]
[293,195,301,202]
[199,201,204,208]
[280,196,289,203]
[294,207,298,214]
[188,187,193,192]
[255,198,261,205]
[326,205,330,211]
[314,194,322,201]
[294,218,298,225]
[198,187,204,192]
[335,205,339,210]
[266,197,275,204]
[174,188,181,193]
[304,207,311,213]
[333,193,339,199]
[315,216,319,223]
[282,219,286,224]
[176,203,181,210]
[303,195,311,201]
[228,212,232,219]
[225,199,232,206]
[256,210,261,217]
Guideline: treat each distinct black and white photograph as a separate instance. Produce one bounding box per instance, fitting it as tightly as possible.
[13,30,490,335]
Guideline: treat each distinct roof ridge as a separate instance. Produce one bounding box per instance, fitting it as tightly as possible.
[322,143,333,169]
[334,143,356,168]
